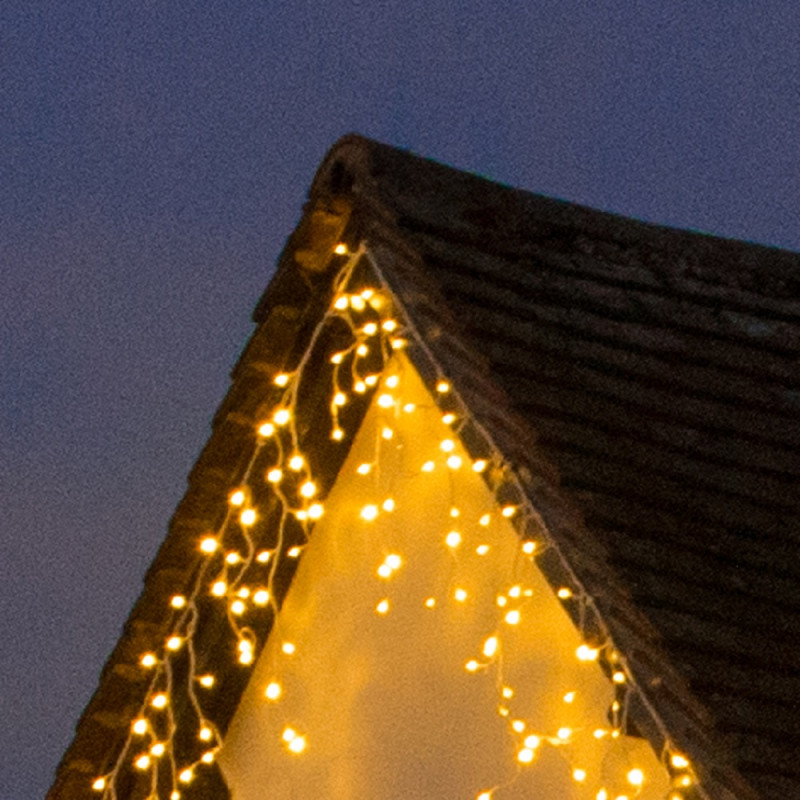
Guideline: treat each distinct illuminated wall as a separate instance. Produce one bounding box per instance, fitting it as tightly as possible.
[218,353,671,800]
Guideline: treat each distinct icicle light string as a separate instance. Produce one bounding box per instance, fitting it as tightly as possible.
[363,246,702,800]
[91,241,697,799]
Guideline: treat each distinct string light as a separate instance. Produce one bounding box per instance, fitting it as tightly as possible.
[88,244,684,800]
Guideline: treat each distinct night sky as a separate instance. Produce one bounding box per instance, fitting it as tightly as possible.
[3,2,799,797]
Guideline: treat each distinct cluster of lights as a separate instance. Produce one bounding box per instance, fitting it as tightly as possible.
[89,242,697,799]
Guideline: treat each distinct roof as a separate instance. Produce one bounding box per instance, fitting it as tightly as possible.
[49,135,800,800]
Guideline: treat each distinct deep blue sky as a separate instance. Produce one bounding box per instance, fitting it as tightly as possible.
[2,2,798,797]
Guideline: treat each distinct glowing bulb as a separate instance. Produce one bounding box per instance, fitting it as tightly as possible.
[442,412,456,424]
[199,727,212,741]
[381,426,393,439]
[331,427,344,440]
[501,505,517,517]
[354,380,366,393]
[375,598,390,614]
[201,751,215,764]
[482,636,499,657]
[135,754,150,770]
[92,778,106,791]
[377,564,392,578]
[229,489,246,506]
[557,587,573,599]
[240,508,256,526]
[385,375,399,388]
[465,659,480,673]
[166,636,183,651]
[351,295,366,311]
[363,322,378,335]
[365,374,379,386]
[256,550,272,563]
[512,720,525,733]
[509,585,521,598]
[522,541,536,554]
[356,344,368,356]
[288,454,304,470]
[424,597,436,608]
[357,462,371,475]
[574,769,587,782]
[265,682,282,700]
[628,769,644,787]
[517,748,534,764]
[333,392,347,407]
[524,735,541,748]
[385,554,402,569]
[178,768,193,783]
[281,642,295,655]
[390,337,407,350]
[477,793,492,800]
[226,551,241,564]
[557,727,572,741]
[440,438,455,452]
[282,727,296,742]
[382,319,398,332]
[287,546,302,557]
[288,736,306,753]
[421,460,435,472]
[502,686,514,699]
[671,754,690,769]
[258,421,275,437]
[360,504,378,521]
[140,653,157,668]
[454,588,468,602]
[267,468,283,483]
[334,296,348,310]
[479,513,491,526]
[170,595,186,609]
[576,644,599,661]
[274,372,290,386]
[447,455,463,469]
[403,402,416,412]
[132,718,148,735]
[253,589,269,605]
[198,675,215,688]
[377,393,394,408]
[151,693,168,709]
[564,691,576,703]
[382,498,395,511]
[445,531,462,548]
[211,580,226,597]
[200,537,218,554]
[239,650,253,665]
[334,243,348,255]
[273,408,290,425]
[170,792,180,800]
[476,544,490,555]
[504,609,521,625]
[472,459,488,472]
[330,352,344,364]
[596,791,608,800]
[306,502,324,520]
[300,481,316,498]
[436,380,450,393]
[613,671,626,684]
[231,600,245,615]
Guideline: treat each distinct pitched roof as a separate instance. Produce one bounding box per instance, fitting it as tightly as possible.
[50,135,800,800]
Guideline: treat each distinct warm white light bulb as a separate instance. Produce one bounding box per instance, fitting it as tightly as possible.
[265,682,282,700]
